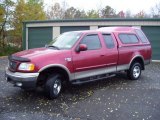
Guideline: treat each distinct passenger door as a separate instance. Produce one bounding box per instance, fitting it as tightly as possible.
[101,33,118,71]
[72,34,106,79]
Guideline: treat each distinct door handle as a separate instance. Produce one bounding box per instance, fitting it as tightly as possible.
[100,55,105,57]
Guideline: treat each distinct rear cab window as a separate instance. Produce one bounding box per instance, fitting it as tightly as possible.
[135,29,148,43]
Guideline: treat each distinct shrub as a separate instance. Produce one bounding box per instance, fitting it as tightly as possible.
[0,45,21,56]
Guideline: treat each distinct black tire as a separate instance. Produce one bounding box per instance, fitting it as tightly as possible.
[45,73,62,99]
[127,62,142,80]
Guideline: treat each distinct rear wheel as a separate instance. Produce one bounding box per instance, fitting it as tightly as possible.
[127,62,142,80]
[45,73,62,99]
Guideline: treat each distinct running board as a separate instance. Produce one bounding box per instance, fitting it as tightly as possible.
[71,73,116,85]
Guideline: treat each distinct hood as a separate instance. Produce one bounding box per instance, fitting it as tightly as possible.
[13,47,68,60]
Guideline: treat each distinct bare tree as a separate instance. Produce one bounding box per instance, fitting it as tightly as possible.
[47,2,64,19]
[125,10,132,18]
[86,9,99,18]
[100,5,117,18]
[64,7,86,19]
[117,11,125,18]
[134,10,146,18]
[151,3,160,18]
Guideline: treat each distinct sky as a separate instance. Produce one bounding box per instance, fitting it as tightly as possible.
[43,0,160,14]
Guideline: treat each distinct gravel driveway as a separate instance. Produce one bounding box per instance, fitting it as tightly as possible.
[0,57,160,120]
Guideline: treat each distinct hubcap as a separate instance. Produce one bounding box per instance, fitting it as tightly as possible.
[53,79,61,95]
[133,66,140,78]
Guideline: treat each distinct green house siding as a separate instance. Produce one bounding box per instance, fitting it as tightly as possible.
[142,26,160,60]
[60,26,89,34]
[28,27,53,49]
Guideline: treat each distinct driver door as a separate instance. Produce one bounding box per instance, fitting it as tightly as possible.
[72,33,106,79]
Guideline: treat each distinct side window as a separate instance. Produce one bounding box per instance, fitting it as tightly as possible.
[119,34,139,44]
[135,29,148,43]
[81,34,101,50]
[102,34,115,49]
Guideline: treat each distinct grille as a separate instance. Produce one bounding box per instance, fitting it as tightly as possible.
[9,60,18,71]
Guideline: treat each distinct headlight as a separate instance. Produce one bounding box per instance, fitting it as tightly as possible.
[18,63,35,71]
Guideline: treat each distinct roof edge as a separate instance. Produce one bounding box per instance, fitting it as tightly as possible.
[23,18,160,24]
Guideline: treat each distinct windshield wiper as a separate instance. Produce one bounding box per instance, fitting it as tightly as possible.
[46,45,60,50]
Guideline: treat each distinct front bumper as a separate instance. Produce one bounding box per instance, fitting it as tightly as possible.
[5,68,39,89]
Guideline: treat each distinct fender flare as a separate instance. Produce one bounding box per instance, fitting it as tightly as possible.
[129,55,144,69]
[38,64,73,80]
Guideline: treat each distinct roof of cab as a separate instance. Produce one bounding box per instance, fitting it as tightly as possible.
[65,27,140,33]
[98,27,140,33]
[70,27,140,34]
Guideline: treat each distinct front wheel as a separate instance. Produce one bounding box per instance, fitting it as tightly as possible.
[45,74,62,99]
[127,62,142,80]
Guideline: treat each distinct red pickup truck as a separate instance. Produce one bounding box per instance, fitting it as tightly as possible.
[5,27,152,99]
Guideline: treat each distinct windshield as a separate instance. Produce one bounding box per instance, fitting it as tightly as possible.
[48,32,82,49]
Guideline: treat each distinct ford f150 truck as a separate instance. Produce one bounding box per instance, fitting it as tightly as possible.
[5,27,152,99]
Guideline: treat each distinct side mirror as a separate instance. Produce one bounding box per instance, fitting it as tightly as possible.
[76,44,87,52]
